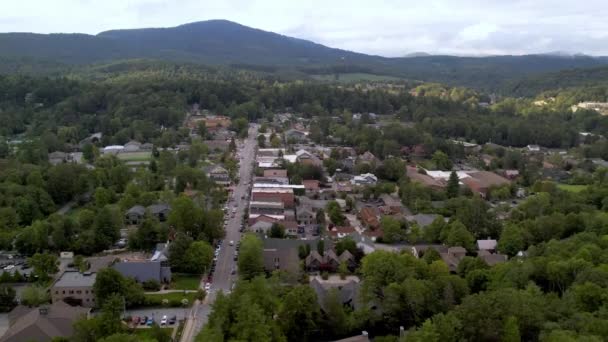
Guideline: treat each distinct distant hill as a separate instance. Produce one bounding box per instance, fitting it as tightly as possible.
[502,65,608,97]
[1,19,608,91]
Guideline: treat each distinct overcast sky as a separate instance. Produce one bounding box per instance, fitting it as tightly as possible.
[2,0,608,57]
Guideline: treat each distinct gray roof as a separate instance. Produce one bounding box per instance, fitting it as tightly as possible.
[0,302,89,342]
[147,203,170,215]
[310,276,361,311]
[406,214,441,228]
[53,271,96,288]
[113,260,163,283]
[263,238,330,273]
[126,205,146,216]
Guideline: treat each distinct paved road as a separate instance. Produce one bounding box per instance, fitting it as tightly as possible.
[180,124,258,342]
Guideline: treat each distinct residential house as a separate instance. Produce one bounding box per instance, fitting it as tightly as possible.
[358,207,380,230]
[309,275,360,311]
[460,171,511,198]
[262,238,327,274]
[477,239,497,252]
[113,260,171,284]
[477,250,508,266]
[302,180,320,195]
[205,165,231,186]
[296,149,322,167]
[0,302,90,342]
[125,205,145,225]
[439,247,467,272]
[305,250,342,271]
[51,271,96,307]
[296,206,315,226]
[357,151,379,165]
[48,151,68,165]
[123,140,142,152]
[147,204,171,222]
[264,169,288,178]
[250,221,274,234]
[351,173,378,186]
[379,194,404,215]
[405,214,441,228]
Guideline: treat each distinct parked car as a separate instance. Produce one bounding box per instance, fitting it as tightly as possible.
[132,316,140,325]
[169,316,177,325]
[229,240,234,246]
[140,316,148,325]
[160,315,167,325]
[205,282,211,291]
[146,317,154,326]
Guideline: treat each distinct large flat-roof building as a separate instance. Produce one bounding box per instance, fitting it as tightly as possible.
[51,271,96,307]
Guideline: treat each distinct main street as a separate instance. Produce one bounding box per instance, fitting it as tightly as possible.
[180,124,258,342]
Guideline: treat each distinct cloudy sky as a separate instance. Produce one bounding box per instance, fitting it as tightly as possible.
[2,0,608,57]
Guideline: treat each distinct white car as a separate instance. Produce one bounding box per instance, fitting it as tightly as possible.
[160,315,167,325]
[204,282,212,291]
[229,240,234,246]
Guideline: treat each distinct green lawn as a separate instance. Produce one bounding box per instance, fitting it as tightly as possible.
[311,73,402,83]
[171,274,201,290]
[557,184,587,193]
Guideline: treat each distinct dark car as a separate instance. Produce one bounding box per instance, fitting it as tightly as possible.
[169,316,177,325]
[140,316,148,325]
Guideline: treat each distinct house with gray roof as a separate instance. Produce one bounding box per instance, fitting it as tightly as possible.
[147,203,171,222]
[0,302,90,342]
[309,275,361,311]
[263,238,330,275]
[125,205,145,225]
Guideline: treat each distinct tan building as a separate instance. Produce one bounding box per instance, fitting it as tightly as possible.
[51,271,96,307]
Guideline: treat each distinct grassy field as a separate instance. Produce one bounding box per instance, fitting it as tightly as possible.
[117,151,152,162]
[311,73,402,83]
[171,274,201,290]
[557,184,588,193]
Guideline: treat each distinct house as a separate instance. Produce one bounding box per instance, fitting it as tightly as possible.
[358,207,380,229]
[250,221,274,234]
[51,271,96,307]
[304,250,343,271]
[0,302,90,342]
[147,204,171,222]
[78,132,102,148]
[439,247,467,272]
[358,151,378,165]
[113,260,171,283]
[477,250,508,266]
[123,140,142,152]
[405,214,441,228]
[477,239,497,252]
[526,144,541,153]
[302,180,320,194]
[262,238,327,274]
[503,169,520,179]
[248,214,281,226]
[351,173,378,186]
[205,165,231,186]
[406,166,446,190]
[452,140,481,154]
[125,205,145,225]
[48,151,68,165]
[379,194,404,215]
[296,206,315,226]
[296,149,322,167]
[264,169,288,178]
[309,275,361,311]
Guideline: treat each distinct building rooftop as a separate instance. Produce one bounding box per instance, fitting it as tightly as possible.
[53,271,96,288]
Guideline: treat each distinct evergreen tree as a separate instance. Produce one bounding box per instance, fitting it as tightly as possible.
[446,171,460,198]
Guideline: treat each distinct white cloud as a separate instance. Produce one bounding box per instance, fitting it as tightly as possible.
[1,0,608,56]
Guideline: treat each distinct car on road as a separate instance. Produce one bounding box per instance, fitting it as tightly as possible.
[229,240,234,246]
[231,267,236,275]
[160,315,167,325]
[205,282,212,291]
[146,317,154,326]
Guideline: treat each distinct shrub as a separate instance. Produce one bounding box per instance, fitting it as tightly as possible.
[142,279,161,291]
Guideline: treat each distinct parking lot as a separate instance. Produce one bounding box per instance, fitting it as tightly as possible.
[124,307,190,325]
